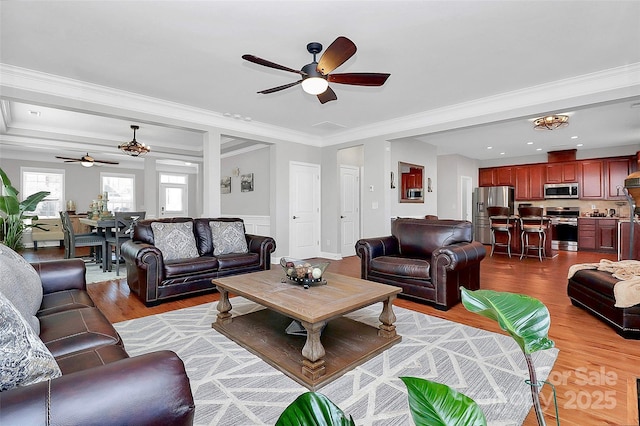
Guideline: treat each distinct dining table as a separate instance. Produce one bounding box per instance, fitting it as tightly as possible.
[79,217,118,272]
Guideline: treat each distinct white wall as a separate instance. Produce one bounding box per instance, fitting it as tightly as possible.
[437,154,479,220]
[390,138,438,218]
[220,146,270,216]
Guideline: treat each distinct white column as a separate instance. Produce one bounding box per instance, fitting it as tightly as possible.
[144,157,157,218]
[202,130,221,217]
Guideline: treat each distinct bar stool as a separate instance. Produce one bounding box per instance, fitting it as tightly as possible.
[487,206,514,258]
[518,207,548,261]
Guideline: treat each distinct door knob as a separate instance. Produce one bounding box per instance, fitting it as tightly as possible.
[292,216,298,219]
[340,215,345,218]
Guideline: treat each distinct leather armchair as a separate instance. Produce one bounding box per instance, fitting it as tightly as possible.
[356,219,486,310]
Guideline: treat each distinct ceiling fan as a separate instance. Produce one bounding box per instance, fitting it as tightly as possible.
[55,153,119,168]
[242,36,390,104]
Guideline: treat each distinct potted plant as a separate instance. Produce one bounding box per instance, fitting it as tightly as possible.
[0,167,50,251]
[276,392,354,426]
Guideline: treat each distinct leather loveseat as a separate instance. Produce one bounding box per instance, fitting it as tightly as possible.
[568,269,640,339]
[356,218,486,310]
[0,258,195,425]
[121,217,276,306]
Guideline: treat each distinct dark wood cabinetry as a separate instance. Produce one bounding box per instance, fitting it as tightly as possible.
[479,155,634,200]
[578,218,617,253]
[514,165,544,200]
[495,167,514,186]
[546,162,577,183]
[605,157,631,200]
[578,160,605,199]
[479,168,496,187]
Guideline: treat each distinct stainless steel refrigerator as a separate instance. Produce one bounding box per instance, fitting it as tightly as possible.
[472,186,515,244]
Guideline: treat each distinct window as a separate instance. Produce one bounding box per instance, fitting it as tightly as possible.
[101,173,135,212]
[21,168,65,218]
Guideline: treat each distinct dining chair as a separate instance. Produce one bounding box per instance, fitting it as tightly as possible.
[518,206,548,261]
[105,211,146,275]
[59,211,107,266]
[487,206,513,258]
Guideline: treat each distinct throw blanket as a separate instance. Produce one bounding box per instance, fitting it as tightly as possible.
[568,259,640,308]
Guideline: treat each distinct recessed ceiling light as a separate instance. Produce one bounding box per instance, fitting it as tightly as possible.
[500,152,505,155]
[536,148,542,151]
[571,136,578,139]
[28,110,41,117]
[576,143,583,147]
[487,146,493,150]
[527,142,533,145]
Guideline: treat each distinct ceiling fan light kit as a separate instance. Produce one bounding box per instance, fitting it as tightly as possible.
[243,36,390,103]
[55,153,119,167]
[119,125,151,157]
[533,114,569,130]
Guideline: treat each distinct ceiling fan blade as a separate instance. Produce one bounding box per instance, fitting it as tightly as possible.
[94,159,120,165]
[257,80,302,94]
[63,160,80,163]
[317,36,357,75]
[328,73,390,86]
[317,87,337,104]
[242,54,305,76]
[56,156,82,162]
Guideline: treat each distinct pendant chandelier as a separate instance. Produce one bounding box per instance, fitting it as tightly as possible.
[533,114,569,130]
[118,125,150,157]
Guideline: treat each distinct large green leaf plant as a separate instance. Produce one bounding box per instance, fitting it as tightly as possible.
[0,167,50,251]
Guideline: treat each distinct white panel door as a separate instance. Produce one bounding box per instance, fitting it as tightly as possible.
[159,174,188,217]
[289,162,320,259]
[340,165,360,257]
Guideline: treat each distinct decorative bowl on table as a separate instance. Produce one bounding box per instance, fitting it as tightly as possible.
[280,257,329,286]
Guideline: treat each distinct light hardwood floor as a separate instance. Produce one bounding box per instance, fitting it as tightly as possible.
[24,247,640,425]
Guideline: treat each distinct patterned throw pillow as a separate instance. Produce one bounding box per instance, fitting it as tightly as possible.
[151,222,199,261]
[210,221,249,256]
[0,291,61,392]
[0,243,43,334]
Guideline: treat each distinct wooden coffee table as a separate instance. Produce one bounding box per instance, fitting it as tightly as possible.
[211,268,402,390]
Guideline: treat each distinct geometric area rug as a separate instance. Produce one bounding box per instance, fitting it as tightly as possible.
[113,298,559,426]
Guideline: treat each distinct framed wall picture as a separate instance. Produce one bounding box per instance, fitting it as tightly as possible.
[220,176,231,194]
[240,173,254,192]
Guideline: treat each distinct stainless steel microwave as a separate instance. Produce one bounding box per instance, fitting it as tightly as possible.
[407,188,423,199]
[544,183,579,199]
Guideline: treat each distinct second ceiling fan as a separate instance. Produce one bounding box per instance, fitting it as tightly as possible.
[242,36,390,104]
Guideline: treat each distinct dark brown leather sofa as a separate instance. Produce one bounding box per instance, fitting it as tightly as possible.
[0,258,195,425]
[568,269,640,339]
[121,217,276,306]
[356,218,486,310]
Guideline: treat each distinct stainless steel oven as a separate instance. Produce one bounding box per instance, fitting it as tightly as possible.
[546,207,580,251]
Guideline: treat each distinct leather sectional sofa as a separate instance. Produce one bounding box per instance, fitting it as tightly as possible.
[121,217,276,306]
[356,218,486,310]
[568,269,640,339]
[0,258,195,425]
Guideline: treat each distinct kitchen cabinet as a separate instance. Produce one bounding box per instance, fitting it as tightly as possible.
[546,162,577,183]
[606,157,631,200]
[579,160,605,199]
[495,167,514,186]
[578,218,617,253]
[479,168,496,187]
[578,218,597,250]
[514,165,544,200]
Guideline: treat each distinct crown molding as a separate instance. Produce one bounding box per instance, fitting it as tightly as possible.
[321,62,640,146]
[1,62,639,149]
[0,63,322,146]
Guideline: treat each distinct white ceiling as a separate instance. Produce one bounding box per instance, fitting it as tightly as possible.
[1,1,639,163]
